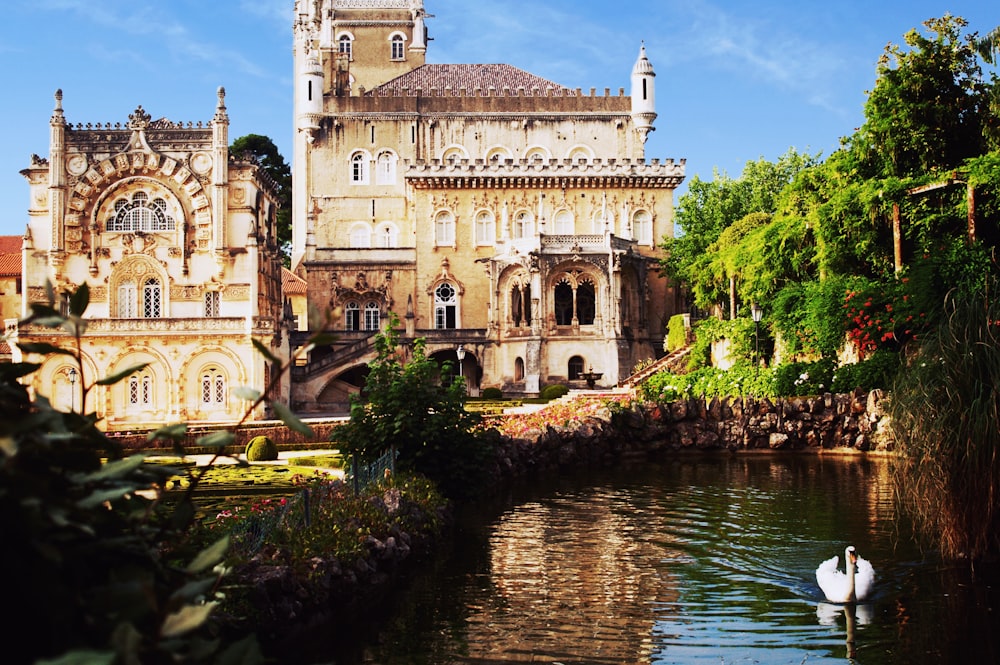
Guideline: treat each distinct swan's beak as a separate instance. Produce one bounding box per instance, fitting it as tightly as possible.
[849,551,858,564]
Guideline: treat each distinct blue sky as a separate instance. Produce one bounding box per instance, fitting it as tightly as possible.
[2,0,997,237]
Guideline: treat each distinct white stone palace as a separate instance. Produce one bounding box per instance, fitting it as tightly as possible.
[15,89,290,430]
[13,0,686,428]
[289,0,685,412]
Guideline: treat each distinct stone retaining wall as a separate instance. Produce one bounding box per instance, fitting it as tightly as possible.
[491,390,892,481]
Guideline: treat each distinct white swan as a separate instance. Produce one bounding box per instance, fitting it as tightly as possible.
[816,545,875,602]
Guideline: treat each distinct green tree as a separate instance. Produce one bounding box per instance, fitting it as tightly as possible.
[851,14,992,179]
[230,134,292,262]
[662,148,817,314]
[331,315,494,497]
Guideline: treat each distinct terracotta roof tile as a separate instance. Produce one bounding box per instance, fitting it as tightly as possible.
[0,254,20,277]
[0,236,22,254]
[282,268,307,294]
[371,64,575,96]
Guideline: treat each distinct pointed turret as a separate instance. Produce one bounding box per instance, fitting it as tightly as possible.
[630,43,657,146]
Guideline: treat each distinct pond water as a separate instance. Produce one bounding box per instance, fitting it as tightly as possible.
[303,455,1000,664]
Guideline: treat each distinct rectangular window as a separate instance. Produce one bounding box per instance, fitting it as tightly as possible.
[392,39,405,60]
[204,291,220,317]
[435,305,456,329]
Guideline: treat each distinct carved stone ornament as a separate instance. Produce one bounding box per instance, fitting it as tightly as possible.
[190,152,213,175]
[66,154,88,176]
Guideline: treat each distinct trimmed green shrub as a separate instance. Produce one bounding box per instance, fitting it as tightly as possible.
[481,387,503,399]
[540,384,569,401]
[245,435,278,462]
[665,314,689,352]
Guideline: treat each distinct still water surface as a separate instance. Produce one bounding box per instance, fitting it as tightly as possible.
[315,455,1000,664]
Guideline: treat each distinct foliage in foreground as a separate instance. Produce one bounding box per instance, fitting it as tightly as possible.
[205,472,445,568]
[887,278,1000,561]
[1,284,266,665]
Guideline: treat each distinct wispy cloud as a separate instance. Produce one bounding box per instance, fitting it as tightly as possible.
[665,0,852,114]
[31,0,276,80]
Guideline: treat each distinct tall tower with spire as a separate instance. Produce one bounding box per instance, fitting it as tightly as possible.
[631,43,657,156]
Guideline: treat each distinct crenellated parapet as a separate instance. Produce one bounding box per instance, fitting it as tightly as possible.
[405,157,686,188]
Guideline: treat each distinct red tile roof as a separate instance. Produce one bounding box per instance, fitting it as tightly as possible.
[0,236,22,254]
[0,254,20,277]
[371,64,575,96]
[282,268,307,295]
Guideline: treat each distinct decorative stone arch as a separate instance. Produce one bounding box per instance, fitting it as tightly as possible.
[348,221,372,248]
[34,355,100,415]
[328,270,392,330]
[485,145,513,163]
[497,264,533,330]
[440,144,469,164]
[565,144,595,163]
[547,262,605,328]
[109,254,171,318]
[103,344,172,422]
[524,145,551,163]
[179,346,247,422]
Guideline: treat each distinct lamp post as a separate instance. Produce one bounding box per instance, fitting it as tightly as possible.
[68,367,77,412]
[750,303,763,368]
[456,344,466,391]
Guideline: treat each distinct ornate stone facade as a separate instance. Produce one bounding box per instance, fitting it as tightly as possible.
[15,89,289,431]
[290,0,685,409]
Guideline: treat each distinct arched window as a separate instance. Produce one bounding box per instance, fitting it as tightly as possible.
[107,191,176,232]
[577,281,596,325]
[364,301,381,331]
[351,152,369,184]
[554,282,574,325]
[338,34,353,58]
[435,210,455,246]
[201,368,226,407]
[344,301,360,331]
[376,151,397,185]
[553,209,574,235]
[142,278,161,318]
[513,210,534,239]
[592,208,614,234]
[553,276,597,326]
[350,223,371,248]
[634,210,653,245]
[475,210,495,245]
[375,222,399,248]
[514,357,525,381]
[511,283,531,327]
[390,34,405,60]
[486,147,512,163]
[128,372,153,408]
[525,147,549,163]
[568,356,585,380]
[434,282,458,329]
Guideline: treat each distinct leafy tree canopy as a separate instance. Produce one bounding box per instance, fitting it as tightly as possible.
[231,134,292,262]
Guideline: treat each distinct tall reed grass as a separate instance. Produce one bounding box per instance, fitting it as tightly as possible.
[887,280,1000,561]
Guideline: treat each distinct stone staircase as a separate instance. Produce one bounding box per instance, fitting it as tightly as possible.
[618,345,692,389]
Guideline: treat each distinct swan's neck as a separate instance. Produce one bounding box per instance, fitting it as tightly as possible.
[846,557,857,602]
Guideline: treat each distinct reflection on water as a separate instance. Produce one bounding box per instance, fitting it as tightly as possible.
[308,456,1000,665]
